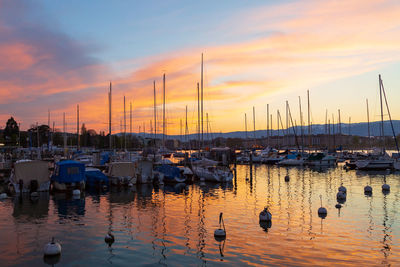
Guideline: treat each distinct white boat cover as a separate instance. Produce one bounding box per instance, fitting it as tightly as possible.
[13,160,50,184]
[108,162,135,177]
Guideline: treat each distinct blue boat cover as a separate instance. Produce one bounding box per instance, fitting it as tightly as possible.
[287,154,298,159]
[85,169,109,186]
[155,164,181,181]
[100,152,110,165]
[52,160,86,183]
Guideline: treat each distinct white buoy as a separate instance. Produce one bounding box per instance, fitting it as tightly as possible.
[259,207,272,222]
[364,185,372,194]
[105,231,115,245]
[128,183,133,187]
[284,175,290,182]
[214,212,226,240]
[336,191,346,200]
[72,189,81,195]
[44,237,61,256]
[338,184,347,193]
[0,193,7,199]
[382,184,390,191]
[318,195,327,218]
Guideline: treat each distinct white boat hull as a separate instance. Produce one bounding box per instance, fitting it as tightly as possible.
[193,167,233,182]
[53,181,85,191]
[355,160,393,170]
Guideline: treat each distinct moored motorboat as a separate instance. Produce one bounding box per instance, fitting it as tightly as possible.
[355,158,393,170]
[192,165,233,183]
[277,153,304,166]
[107,162,137,186]
[155,164,186,183]
[305,153,336,167]
[85,167,109,188]
[9,160,51,193]
[51,160,86,192]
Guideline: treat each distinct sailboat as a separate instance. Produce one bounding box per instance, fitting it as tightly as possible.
[191,54,233,182]
[277,101,304,166]
[153,74,187,183]
[356,75,394,171]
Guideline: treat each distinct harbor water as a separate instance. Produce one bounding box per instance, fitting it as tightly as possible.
[0,164,399,266]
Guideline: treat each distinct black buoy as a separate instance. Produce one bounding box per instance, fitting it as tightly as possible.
[318,195,327,219]
[364,185,372,195]
[105,231,115,246]
[382,184,390,192]
[259,206,272,222]
[284,175,290,182]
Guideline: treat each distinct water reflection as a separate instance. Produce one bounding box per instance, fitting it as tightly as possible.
[43,254,61,266]
[259,220,272,232]
[53,193,85,219]
[13,193,49,220]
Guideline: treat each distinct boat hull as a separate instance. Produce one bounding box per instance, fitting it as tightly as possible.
[52,181,85,192]
[355,160,393,170]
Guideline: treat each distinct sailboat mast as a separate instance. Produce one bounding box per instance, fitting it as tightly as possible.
[77,104,80,150]
[120,119,122,149]
[185,105,188,142]
[277,110,280,148]
[332,113,335,150]
[154,81,157,141]
[379,74,385,153]
[163,74,166,147]
[307,90,311,151]
[325,109,328,134]
[366,99,371,149]
[130,102,132,148]
[245,113,248,142]
[286,101,289,147]
[201,53,204,148]
[206,113,209,142]
[124,95,126,150]
[109,82,112,150]
[270,114,273,147]
[299,96,304,153]
[197,82,200,152]
[63,112,66,153]
[267,104,269,147]
[380,75,399,153]
[277,110,285,150]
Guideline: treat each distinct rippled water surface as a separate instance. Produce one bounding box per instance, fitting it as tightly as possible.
[0,164,399,266]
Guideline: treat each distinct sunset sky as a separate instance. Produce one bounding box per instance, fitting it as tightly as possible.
[1,0,400,135]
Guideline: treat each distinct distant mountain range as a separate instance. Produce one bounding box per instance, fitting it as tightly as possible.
[125,120,400,140]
